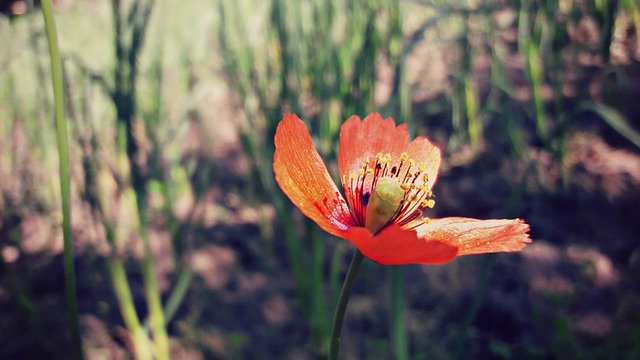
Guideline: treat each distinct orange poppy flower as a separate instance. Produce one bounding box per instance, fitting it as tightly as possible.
[274,113,531,265]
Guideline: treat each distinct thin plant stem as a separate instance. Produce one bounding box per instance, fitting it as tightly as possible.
[40,1,83,358]
[389,267,409,360]
[102,220,153,359]
[108,257,153,360]
[329,250,364,360]
[163,268,194,325]
[136,195,170,360]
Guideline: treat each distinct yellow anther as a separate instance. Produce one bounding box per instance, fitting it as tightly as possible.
[400,152,409,162]
[422,217,431,224]
[409,159,415,167]
[400,183,411,191]
[422,174,429,183]
[418,163,427,172]
[366,168,374,174]
[358,168,365,176]
[383,153,392,163]
[425,199,436,208]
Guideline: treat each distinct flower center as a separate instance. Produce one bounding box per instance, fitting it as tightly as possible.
[343,152,436,231]
[365,177,404,234]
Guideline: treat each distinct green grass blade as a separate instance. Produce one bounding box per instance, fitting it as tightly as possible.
[577,101,640,148]
[40,1,83,358]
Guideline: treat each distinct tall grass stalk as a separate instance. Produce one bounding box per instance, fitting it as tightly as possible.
[518,1,551,146]
[40,1,83,358]
[462,15,482,152]
[77,109,152,358]
[110,0,170,357]
[107,254,153,360]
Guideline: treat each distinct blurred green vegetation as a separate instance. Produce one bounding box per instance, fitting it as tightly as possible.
[1,0,639,358]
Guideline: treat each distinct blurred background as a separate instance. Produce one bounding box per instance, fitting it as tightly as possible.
[1,0,639,358]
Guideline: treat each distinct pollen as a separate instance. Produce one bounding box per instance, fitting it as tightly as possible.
[342,151,436,228]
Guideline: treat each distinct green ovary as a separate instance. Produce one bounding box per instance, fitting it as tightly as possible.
[365,177,404,234]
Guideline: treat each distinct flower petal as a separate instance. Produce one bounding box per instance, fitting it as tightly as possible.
[344,225,458,265]
[338,113,441,191]
[414,217,531,256]
[338,113,409,176]
[274,114,355,237]
[406,134,441,191]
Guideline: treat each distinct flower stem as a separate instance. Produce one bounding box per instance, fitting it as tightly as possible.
[389,266,409,360]
[40,1,83,358]
[329,249,364,360]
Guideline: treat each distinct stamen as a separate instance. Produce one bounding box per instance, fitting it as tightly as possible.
[363,192,370,206]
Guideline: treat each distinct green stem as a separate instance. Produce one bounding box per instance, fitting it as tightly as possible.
[389,266,409,360]
[163,268,194,325]
[107,256,153,360]
[40,1,84,359]
[136,195,170,360]
[329,250,364,360]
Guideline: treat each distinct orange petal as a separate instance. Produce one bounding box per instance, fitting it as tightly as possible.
[274,114,355,238]
[414,217,531,256]
[345,225,458,265]
[338,113,441,190]
[406,135,441,191]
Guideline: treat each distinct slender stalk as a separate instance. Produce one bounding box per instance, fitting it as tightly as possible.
[108,257,153,360]
[40,1,83,358]
[389,267,409,360]
[329,250,364,360]
[163,268,194,325]
[136,195,170,360]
